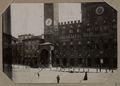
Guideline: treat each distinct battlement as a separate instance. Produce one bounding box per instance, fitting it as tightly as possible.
[58,20,81,26]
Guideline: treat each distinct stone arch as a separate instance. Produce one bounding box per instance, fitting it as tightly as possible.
[39,49,49,67]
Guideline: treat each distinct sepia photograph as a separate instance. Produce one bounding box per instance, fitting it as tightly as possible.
[2,2,117,83]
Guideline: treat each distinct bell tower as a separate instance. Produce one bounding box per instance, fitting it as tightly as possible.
[44,3,59,43]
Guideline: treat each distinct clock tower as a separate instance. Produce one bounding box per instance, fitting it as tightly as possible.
[44,3,59,43]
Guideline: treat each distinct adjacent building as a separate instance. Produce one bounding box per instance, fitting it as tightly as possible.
[12,34,44,67]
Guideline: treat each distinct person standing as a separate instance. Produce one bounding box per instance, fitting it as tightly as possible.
[56,75,60,84]
[83,72,88,80]
[37,72,40,78]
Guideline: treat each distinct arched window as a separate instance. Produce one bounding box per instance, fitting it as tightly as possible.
[70,25,73,28]
[69,29,73,33]
[77,29,80,33]
[70,41,73,45]
[63,26,66,29]
[78,41,81,45]
[63,42,66,46]
[77,24,81,28]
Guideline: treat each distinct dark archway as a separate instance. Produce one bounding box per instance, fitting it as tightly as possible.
[40,49,49,67]
[62,58,67,67]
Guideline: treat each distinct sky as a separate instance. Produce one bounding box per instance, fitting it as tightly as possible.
[11,3,81,38]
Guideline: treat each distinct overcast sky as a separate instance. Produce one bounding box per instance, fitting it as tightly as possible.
[11,3,81,38]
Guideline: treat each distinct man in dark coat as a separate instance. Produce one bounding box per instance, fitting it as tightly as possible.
[37,72,40,78]
[83,72,88,80]
[56,75,60,84]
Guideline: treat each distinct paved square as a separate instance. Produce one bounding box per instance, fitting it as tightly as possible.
[12,65,115,83]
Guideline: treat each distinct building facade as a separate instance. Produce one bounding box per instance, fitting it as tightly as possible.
[44,2,117,68]
[12,34,44,67]
[22,35,44,67]
[3,2,117,69]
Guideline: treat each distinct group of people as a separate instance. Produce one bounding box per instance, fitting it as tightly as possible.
[56,72,88,84]
[36,72,88,84]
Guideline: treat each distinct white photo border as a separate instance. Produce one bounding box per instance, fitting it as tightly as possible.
[0,0,120,86]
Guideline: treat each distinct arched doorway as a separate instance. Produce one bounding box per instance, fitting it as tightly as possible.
[40,49,49,67]
[62,58,67,67]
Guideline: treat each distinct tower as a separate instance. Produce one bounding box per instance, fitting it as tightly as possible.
[44,3,59,43]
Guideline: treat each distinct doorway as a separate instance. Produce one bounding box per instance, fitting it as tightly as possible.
[40,49,49,67]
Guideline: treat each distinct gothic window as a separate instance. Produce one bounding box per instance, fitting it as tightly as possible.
[70,41,73,45]
[88,54,90,57]
[63,42,66,46]
[100,51,104,54]
[104,26,109,33]
[68,35,70,38]
[72,35,74,38]
[77,29,80,33]
[103,43,108,49]
[36,40,39,43]
[63,35,65,39]
[77,34,79,38]
[95,22,98,25]
[73,34,75,38]
[28,41,31,45]
[78,41,81,45]
[69,29,73,33]
[99,27,102,31]
[95,27,99,32]
[87,23,90,26]
[79,54,81,57]
[104,26,107,30]
[87,28,90,32]
[62,30,65,34]
[104,20,106,23]
[63,26,66,29]
[87,40,90,44]
[77,24,81,27]
[74,34,76,38]
[95,43,99,49]
[112,19,116,22]
[56,43,59,46]
[70,25,73,28]
[113,25,117,29]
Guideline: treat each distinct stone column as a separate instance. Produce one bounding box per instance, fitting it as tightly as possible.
[86,58,88,67]
[49,50,52,68]
[74,58,78,66]
[91,58,95,67]
[67,59,70,67]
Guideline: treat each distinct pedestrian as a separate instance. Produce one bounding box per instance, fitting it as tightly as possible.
[37,72,40,78]
[56,75,60,84]
[83,72,88,80]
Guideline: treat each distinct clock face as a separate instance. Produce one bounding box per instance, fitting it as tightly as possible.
[96,6,104,15]
[45,18,52,26]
